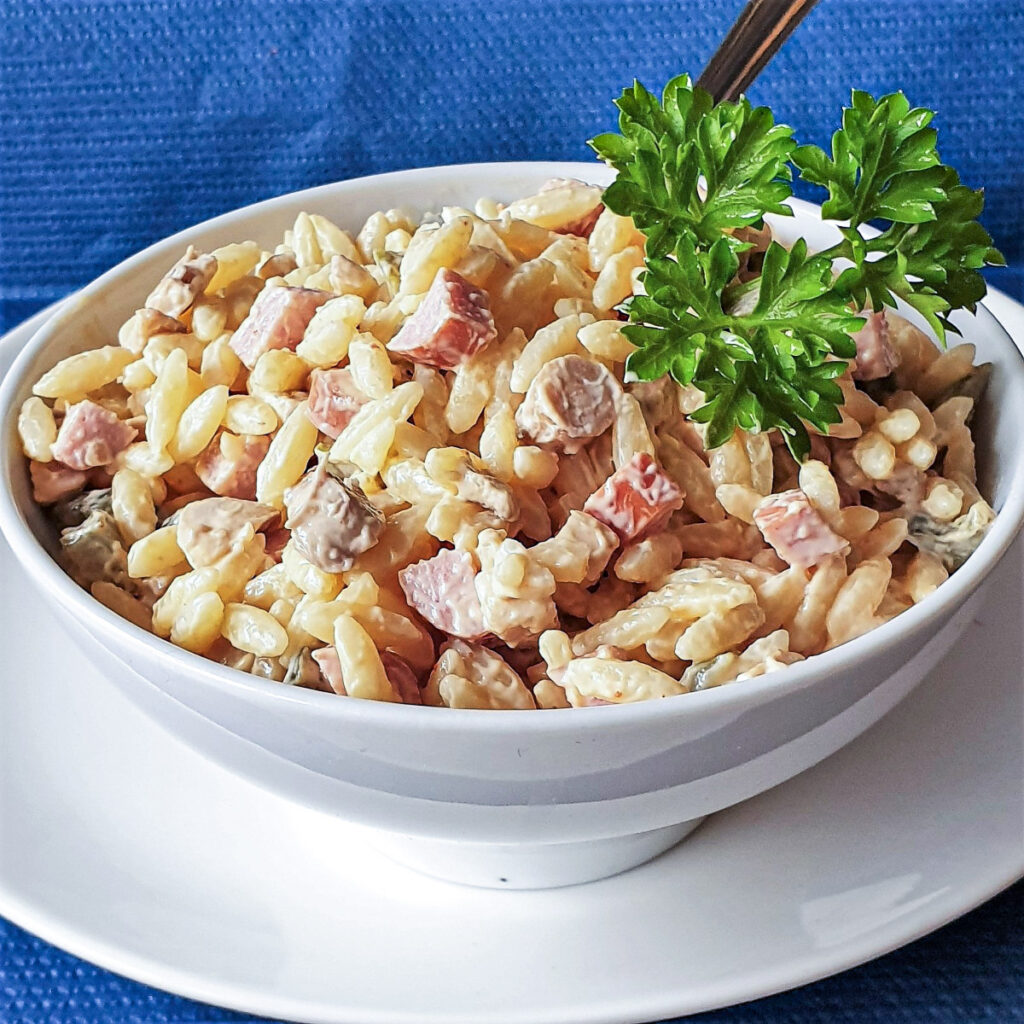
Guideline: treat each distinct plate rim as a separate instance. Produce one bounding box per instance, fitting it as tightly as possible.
[1,291,1022,1024]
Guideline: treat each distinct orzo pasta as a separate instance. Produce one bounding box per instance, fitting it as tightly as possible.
[19,178,996,709]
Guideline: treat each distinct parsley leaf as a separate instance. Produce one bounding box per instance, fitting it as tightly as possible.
[793,91,1005,339]
[624,237,863,459]
[589,79,1005,458]
[792,91,946,225]
[590,75,797,258]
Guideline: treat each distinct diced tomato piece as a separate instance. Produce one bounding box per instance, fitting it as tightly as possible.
[582,453,684,543]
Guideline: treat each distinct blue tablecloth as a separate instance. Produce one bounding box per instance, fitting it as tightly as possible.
[1,1,1022,1021]
[2,883,1021,1023]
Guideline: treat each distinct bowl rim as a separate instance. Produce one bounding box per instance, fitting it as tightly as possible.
[2,159,1024,733]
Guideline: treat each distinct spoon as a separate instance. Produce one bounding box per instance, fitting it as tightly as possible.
[697,0,821,102]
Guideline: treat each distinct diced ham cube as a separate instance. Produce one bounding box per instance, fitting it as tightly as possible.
[30,460,88,505]
[175,496,279,568]
[312,646,346,695]
[195,432,271,501]
[515,355,619,454]
[283,462,384,574]
[312,647,423,704]
[557,206,603,239]
[398,547,490,641]
[145,246,217,318]
[583,453,684,543]
[118,307,187,354]
[380,652,423,705]
[538,178,604,239]
[752,489,851,569]
[229,286,330,369]
[386,269,496,369]
[306,367,368,439]
[852,312,898,381]
[512,179,604,237]
[263,526,290,564]
[51,400,136,470]
[425,640,535,709]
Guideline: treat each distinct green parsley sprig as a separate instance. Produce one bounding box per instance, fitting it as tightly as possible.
[588,76,1004,459]
[792,90,1004,338]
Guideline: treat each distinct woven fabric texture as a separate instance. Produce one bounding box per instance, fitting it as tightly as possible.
[1,0,1023,332]
[1,884,1021,1024]
[0,1,1022,1021]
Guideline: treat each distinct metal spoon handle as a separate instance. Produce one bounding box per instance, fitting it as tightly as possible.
[697,0,821,102]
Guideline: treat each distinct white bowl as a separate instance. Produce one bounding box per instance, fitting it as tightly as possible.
[2,162,1023,889]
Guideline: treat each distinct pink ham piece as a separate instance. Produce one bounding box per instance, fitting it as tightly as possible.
[539,178,604,238]
[30,460,88,505]
[175,496,280,568]
[583,453,684,543]
[312,647,424,704]
[195,432,271,501]
[263,526,290,564]
[851,312,898,381]
[51,401,136,471]
[386,268,496,369]
[380,652,423,705]
[145,247,217,318]
[398,547,490,641]
[312,646,346,695]
[556,205,603,239]
[752,489,850,570]
[229,286,330,369]
[306,367,368,439]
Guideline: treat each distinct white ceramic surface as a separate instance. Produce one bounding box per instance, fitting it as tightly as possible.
[0,306,1020,1020]
[2,163,1023,889]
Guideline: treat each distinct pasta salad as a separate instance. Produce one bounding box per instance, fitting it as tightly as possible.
[16,177,996,709]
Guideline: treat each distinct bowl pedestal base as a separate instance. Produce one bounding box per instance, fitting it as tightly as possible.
[367,818,707,889]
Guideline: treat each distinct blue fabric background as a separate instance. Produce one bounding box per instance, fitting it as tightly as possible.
[1,1,1022,1021]
[2,0,1024,334]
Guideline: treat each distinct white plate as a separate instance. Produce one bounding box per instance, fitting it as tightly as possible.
[0,300,1022,1024]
